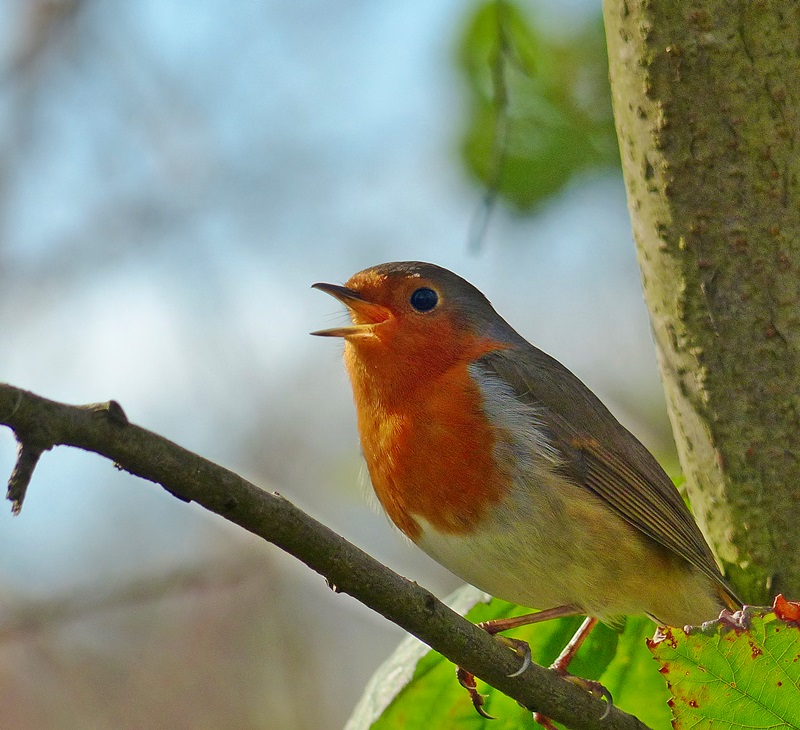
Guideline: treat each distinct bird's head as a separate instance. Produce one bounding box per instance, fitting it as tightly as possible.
[312,262,516,375]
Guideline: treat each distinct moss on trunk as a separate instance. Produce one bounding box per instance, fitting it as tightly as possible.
[603,1,800,603]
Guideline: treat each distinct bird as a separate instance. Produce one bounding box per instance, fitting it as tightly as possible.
[311,260,739,718]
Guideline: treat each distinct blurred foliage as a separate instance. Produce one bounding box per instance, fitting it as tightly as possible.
[457,1,619,211]
[347,586,672,730]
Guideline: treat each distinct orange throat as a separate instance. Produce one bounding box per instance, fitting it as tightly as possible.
[344,336,511,542]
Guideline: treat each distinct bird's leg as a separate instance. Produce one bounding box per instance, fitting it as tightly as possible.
[458,606,613,724]
[457,605,583,718]
[549,615,598,672]
[478,604,584,677]
[532,616,613,726]
[480,603,585,634]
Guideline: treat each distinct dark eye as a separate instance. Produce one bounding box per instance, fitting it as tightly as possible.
[409,287,438,312]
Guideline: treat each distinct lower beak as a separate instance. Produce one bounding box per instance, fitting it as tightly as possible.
[311,282,391,338]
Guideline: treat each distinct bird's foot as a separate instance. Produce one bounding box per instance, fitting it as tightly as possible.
[560,672,613,718]
[455,632,531,719]
[529,671,612,728]
[456,667,494,719]
[490,633,532,677]
[457,609,607,722]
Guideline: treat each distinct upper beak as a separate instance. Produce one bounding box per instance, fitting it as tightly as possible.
[311,282,391,338]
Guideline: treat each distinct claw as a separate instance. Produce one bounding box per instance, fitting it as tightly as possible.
[456,632,531,717]
[495,635,531,677]
[457,667,495,719]
[532,674,613,728]
[507,655,530,678]
[600,695,613,721]
[598,685,613,720]
[561,673,614,719]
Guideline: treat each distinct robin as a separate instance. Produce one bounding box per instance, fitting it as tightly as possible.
[312,261,739,719]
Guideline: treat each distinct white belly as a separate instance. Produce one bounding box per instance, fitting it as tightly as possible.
[414,477,591,612]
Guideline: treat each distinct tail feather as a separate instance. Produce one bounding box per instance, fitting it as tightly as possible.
[717,582,742,613]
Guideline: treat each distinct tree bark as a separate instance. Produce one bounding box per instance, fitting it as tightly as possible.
[603,1,800,603]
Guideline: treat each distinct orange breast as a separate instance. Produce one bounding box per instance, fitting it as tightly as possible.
[347,342,511,542]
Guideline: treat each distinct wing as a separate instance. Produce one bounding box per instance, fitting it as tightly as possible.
[475,346,738,606]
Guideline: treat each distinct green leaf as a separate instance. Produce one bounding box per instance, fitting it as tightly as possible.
[456,2,619,211]
[344,585,491,730]
[650,599,800,729]
[346,585,675,730]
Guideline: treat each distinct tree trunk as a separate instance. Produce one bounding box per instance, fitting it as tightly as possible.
[603,1,800,604]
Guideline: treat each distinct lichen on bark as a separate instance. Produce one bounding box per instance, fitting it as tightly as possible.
[603,1,800,603]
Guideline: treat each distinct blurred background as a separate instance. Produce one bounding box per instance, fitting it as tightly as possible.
[0,1,677,728]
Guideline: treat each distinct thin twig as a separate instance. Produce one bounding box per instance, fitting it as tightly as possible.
[7,441,43,514]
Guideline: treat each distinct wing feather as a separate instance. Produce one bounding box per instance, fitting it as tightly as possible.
[475,346,738,603]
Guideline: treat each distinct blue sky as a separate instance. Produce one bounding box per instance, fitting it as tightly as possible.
[0,1,669,726]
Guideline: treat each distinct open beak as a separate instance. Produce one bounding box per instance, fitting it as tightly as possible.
[311,282,392,338]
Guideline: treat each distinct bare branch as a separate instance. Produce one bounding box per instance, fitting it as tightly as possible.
[7,441,43,514]
[0,382,650,730]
